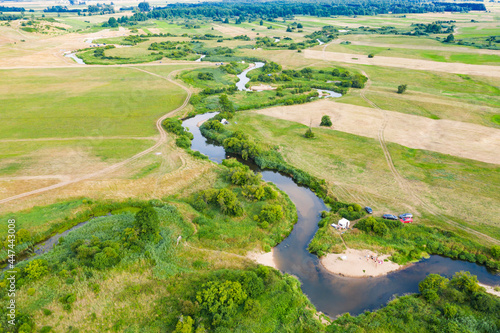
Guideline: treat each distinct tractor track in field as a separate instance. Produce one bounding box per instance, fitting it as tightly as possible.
[0,67,194,205]
[358,69,499,245]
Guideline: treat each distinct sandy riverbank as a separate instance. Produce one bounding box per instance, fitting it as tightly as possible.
[321,248,404,277]
[250,84,276,91]
[479,283,500,297]
[247,249,277,269]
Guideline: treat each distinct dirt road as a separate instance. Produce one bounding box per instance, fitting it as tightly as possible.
[255,99,500,165]
[0,67,193,205]
[304,49,500,77]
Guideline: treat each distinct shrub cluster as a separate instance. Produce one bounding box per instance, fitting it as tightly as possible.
[195,188,244,216]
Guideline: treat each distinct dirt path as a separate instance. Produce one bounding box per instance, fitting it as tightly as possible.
[255,101,500,245]
[305,49,500,77]
[0,67,194,205]
[254,100,500,166]
[359,70,407,190]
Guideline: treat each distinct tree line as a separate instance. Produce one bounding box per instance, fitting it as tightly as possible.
[119,1,485,24]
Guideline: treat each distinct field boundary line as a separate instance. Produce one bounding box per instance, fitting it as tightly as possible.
[0,67,197,205]
[358,70,499,245]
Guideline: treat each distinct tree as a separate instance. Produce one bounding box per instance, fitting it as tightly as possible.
[216,188,243,216]
[197,280,247,325]
[259,19,263,26]
[397,84,407,94]
[286,26,292,32]
[491,245,500,259]
[320,115,332,127]
[450,271,481,294]
[138,2,150,12]
[134,206,160,240]
[256,204,284,225]
[224,18,229,24]
[297,23,303,28]
[174,315,194,333]
[219,94,234,113]
[304,127,314,138]
[419,274,448,302]
[108,17,118,28]
[445,33,454,43]
[93,247,120,269]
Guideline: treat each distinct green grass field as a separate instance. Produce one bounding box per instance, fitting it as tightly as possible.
[0,66,187,139]
[226,112,500,239]
[325,43,500,65]
[344,65,500,127]
[0,65,189,180]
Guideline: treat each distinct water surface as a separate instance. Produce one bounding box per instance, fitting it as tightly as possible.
[236,62,265,91]
[183,112,500,317]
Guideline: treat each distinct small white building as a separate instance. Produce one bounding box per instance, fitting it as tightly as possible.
[338,218,350,229]
[221,119,229,125]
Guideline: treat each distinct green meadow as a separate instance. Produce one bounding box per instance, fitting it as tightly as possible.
[226,112,500,240]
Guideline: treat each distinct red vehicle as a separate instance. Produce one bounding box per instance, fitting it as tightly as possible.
[400,217,413,223]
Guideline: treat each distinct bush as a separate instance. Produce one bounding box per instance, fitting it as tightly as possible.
[419,274,448,302]
[24,259,49,280]
[176,135,191,149]
[397,84,407,94]
[217,189,243,216]
[197,72,214,80]
[134,206,160,241]
[255,205,284,225]
[320,115,332,127]
[368,53,374,58]
[491,245,500,259]
[59,293,77,311]
[196,280,247,325]
[304,128,315,138]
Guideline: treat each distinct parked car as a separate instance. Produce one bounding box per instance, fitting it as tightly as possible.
[398,213,413,219]
[382,214,398,220]
[364,206,373,214]
[400,217,413,223]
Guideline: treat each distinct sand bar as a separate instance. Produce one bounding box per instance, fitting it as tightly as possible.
[321,248,403,277]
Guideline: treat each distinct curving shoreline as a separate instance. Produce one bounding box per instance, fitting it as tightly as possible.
[320,249,407,278]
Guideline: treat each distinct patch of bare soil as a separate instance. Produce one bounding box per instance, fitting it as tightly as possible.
[247,249,277,269]
[304,50,500,78]
[255,99,500,164]
[250,84,276,91]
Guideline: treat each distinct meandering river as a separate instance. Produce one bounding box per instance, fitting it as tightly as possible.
[14,63,498,317]
[182,111,500,317]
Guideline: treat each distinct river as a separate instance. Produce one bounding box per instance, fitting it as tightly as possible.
[236,62,265,91]
[13,63,498,317]
[182,111,500,317]
[64,52,85,65]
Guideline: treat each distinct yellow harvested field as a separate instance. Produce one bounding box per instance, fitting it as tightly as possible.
[304,50,500,78]
[255,99,500,164]
[213,24,257,38]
